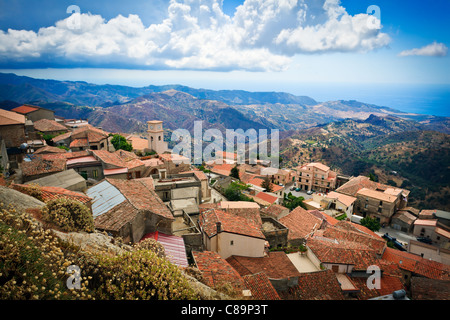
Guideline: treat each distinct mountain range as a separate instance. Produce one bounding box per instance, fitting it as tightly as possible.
[0,72,448,135]
[0,72,449,210]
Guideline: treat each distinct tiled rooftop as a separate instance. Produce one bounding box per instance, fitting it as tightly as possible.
[226,251,301,279]
[107,178,174,220]
[279,206,323,240]
[11,105,39,114]
[0,108,25,125]
[261,204,289,219]
[322,221,386,255]
[12,184,92,205]
[280,269,345,300]
[33,119,68,133]
[307,238,379,270]
[69,138,88,148]
[193,251,246,293]
[199,208,265,239]
[382,247,450,280]
[93,150,144,170]
[21,157,66,177]
[34,146,67,154]
[254,192,278,205]
[242,272,281,300]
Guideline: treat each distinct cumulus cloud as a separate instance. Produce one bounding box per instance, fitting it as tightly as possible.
[0,0,391,71]
[398,41,448,57]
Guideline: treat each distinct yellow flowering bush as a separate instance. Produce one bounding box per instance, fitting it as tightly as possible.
[41,198,94,233]
[0,203,199,300]
[133,238,166,258]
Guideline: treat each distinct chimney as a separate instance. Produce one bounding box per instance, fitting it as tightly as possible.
[216,221,222,234]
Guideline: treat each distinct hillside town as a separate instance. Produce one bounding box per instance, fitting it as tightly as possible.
[1,104,449,300]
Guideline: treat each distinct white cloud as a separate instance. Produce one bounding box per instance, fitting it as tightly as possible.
[399,41,448,57]
[0,0,391,71]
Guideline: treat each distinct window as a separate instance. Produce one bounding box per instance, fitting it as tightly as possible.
[364,204,368,209]
[378,207,382,213]
[379,201,383,206]
[158,136,161,141]
[92,170,98,178]
[230,240,234,246]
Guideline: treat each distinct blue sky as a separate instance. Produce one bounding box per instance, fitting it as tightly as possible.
[0,0,449,99]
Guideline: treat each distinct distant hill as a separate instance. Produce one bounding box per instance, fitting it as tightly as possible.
[1,72,448,135]
[0,72,317,107]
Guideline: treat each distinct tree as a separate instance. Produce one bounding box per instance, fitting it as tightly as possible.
[229,165,240,179]
[223,181,253,202]
[261,176,272,192]
[360,216,381,232]
[111,134,133,152]
[283,194,306,210]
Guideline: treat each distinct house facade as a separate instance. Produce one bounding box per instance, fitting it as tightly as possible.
[294,162,337,193]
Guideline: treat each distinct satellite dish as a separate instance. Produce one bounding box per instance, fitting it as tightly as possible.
[20,143,28,150]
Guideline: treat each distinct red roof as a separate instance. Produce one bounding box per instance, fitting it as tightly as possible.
[382,247,450,280]
[193,251,246,293]
[12,184,91,205]
[33,119,68,133]
[199,208,265,239]
[279,206,323,240]
[11,105,39,114]
[226,251,301,279]
[69,138,88,148]
[254,192,278,204]
[280,269,345,300]
[0,108,25,125]
[242,272,280,300]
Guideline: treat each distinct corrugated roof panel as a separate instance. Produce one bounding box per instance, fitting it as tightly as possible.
[141,232,188,268]
[86,180,126,217]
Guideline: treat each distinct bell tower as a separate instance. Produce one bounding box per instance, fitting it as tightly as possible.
[147,120,168,154]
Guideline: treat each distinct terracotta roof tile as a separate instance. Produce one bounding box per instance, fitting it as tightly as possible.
[226,251,300,279]
[242,272,281,300]
[280,269,345,300]
[254,192,278,205]
[21,157,66,177]
[199,208,265,239]
[410,277,450,300]
[261,204,289,219]
[193,251,246,293]
[106,178,174,220]
[210,163,233,176]
[11,105,39,114]
[0,108,25,125]
[382,247,450,280]
[34,146,67,154]
[94,200,138,232]
[11,184,91,205]
[92,150,144,170]
[322,221,386,255]
[33,119,68,133]
[279,206,323,240]
[307,238,379,270]
[69,138,88,148]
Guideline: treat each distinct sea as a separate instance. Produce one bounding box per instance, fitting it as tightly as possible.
[289,83,450,118]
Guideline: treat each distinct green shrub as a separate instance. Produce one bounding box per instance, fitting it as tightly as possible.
[41,198,94,233]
